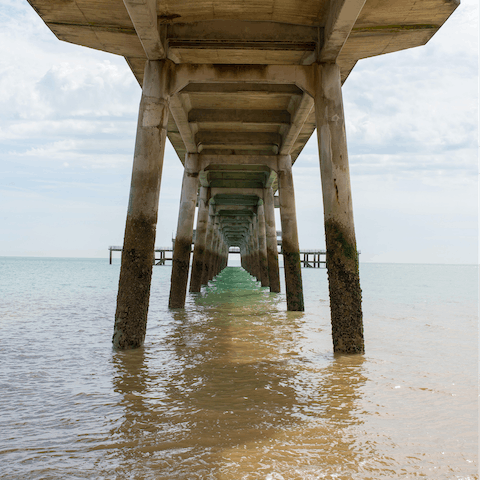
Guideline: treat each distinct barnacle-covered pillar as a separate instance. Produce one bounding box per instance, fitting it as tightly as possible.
[113,60,173,349]
[315,63,364,354]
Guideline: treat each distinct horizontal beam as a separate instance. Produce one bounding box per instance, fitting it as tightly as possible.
[188,109,291,125]
[199,155,283,173]
[196,132,282,148]
[168,21,319,45]
[212,187,265,197]
[180,82,302,96]
[174,64,315,97]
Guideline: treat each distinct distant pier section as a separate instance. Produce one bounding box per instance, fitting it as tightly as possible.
[109,243,326,268]
[109,245,173,266]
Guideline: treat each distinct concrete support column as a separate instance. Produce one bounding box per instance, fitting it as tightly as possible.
[209,216,220,281]
[278,154,304,311]
[219,236,226,272]
[264,187,281,292]
[245,239,252,275]
[168,153,200,308]
[189,186,209,292]
[113,60,172,350]
[223,242,228,269]
[249,220,259,280]
[315,63,364,354]
[257,201,269,287]
[202,204,215,285]
[212,230,220,277]
[255,215,262,281]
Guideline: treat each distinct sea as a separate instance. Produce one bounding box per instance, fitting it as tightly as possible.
[0,257,478,480]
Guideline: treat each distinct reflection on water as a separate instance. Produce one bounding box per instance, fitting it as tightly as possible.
[106,269,386,478]
[0,261,477,479]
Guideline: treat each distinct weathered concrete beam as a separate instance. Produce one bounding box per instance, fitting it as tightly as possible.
[320,0,367,62]
[123,0,165,59]
[168,20,319,46]
[174,64,316,97]
[169,153,200,308]
[265,169,277,188]
[196,132,282,149]
[189,109,291,125]
[280,92,315,155]
[315,63,364,354]
[210,187,265,198]
[113,60,172,350]
[169,94,197,153]
[199,154,279,172]
[180,82,303,96]
[211,205,255,212]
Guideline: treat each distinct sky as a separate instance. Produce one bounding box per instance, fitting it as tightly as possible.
[0,0,478,264]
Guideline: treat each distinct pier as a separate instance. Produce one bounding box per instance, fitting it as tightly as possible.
[109,246,174,265]
[27,0,457,354]
[109,245,327,268]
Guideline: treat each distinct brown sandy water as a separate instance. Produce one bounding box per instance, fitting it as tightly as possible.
[0,259,477,479]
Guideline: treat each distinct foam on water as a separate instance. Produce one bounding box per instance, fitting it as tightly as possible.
[0,258,477,479]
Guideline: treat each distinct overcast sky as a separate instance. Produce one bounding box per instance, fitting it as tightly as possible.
[0,0,478,264]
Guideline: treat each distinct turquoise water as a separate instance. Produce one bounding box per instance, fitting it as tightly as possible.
[0,258,478,479]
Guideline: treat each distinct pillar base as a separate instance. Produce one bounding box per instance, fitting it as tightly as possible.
[325,219,364,354]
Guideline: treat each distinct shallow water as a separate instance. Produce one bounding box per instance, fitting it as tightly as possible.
[0,258,478,479]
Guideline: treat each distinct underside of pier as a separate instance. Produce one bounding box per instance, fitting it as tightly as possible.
[28,0,458,353]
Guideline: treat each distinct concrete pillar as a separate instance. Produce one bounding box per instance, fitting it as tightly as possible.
[202,203,215,285]
[263,187,281,293]
[212,229,219,278]
[278,154,304,311]
[249,219,259,280]
[240,243,247,271]
[168,153,200,308]
[189,186,209,292]
[113,60,172,350]
[315,63,364,354]
[209,216,220,281]
[244,239,252,275]
[257,201,269,287]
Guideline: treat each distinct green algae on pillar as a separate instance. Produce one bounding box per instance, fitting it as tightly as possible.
[113,60,173,350]
[315,63,364,354]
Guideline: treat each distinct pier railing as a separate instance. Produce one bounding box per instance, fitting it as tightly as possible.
[109,246,327,267]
